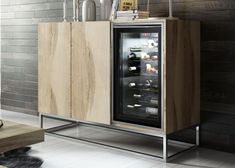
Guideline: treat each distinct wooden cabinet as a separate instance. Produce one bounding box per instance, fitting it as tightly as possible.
[38,22,111,124]
[38,23,71,118]
[38,20,200,134]
[71,22,111,125]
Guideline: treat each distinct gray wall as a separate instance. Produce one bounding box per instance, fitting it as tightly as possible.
[0,0,101,115]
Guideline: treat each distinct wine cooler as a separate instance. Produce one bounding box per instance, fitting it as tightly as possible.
[113,23,163,129]
[113,20,200,135]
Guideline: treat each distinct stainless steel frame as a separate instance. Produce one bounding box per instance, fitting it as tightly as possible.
[40,113,200,162]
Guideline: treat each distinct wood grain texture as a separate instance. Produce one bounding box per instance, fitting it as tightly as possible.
[165,20,200,134]
[72,22,111,125]
[0,121,44,153]
[38,23,71,118]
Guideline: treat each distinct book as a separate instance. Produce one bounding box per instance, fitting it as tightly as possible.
[116,10,149,20]
[119,0,138,11]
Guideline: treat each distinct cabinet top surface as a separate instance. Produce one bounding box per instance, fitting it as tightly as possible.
[37,18,184,25]
[38,17,200,26]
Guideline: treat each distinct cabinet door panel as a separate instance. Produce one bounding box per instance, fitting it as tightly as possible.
[72,22,111,125]
[38,23,71,118]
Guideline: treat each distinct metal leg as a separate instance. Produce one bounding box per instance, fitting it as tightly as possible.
[40,113,199,161]
[163,135,168,162]
[196,125,200,146]
[39,113,43,129]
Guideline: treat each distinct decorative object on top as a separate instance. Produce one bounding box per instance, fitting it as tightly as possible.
[119,0,138,11]
[63,0,67,21]
[64,0,80,22]
[116,10,149,20]
[168,0,173,18]
[110,0,119,21]
[81,0,96,21]
[100,0,113,21]
[73,0,80,21]
[115,0,149,20]
[167,0,177,19]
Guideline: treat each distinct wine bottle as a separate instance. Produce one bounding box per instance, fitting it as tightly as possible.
[128,82,144,88]
[153,84,158,89]
[127,104,142,108]
[146,107,158,115]
[145,79,153,87]
[146,64,158,75]
[129,82,136,88]
[128,53,138,60]
[150,99,158,105]
[148,52,158,60]
[134,104,142,108]
[151,55,158,60]
[140,99,158,106]
[127,105,135,108]
[133,94,142,98]
[129,65,141,72]
[128,52,150,60]
[130,47,142,52]
[135,94,159,105]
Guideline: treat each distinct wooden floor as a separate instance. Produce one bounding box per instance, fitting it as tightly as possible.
[1,110,235,168]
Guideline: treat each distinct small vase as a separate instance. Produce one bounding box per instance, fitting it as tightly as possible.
[81,0,96,21]
[100,0,112,21]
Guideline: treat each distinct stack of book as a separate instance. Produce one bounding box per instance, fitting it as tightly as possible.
[116,10,149,20]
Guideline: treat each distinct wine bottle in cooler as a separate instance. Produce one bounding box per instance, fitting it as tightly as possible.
[128,52,150,61]
[128,82,144,88]
[133,93,159,106]
[146,107,158,115]
[148,52,159,60]
[129,65,141,73]
[127,104,142,109]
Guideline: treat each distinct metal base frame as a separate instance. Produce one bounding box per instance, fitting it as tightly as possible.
[39,114,200,162]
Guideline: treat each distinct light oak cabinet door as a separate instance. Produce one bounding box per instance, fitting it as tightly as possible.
[72,22,111,125]
[38,23,71,118]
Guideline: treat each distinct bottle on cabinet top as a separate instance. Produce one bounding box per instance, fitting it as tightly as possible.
[100,0,112,21]
[81,0,96,21]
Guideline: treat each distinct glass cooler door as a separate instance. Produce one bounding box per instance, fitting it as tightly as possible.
[113,25,162,128]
